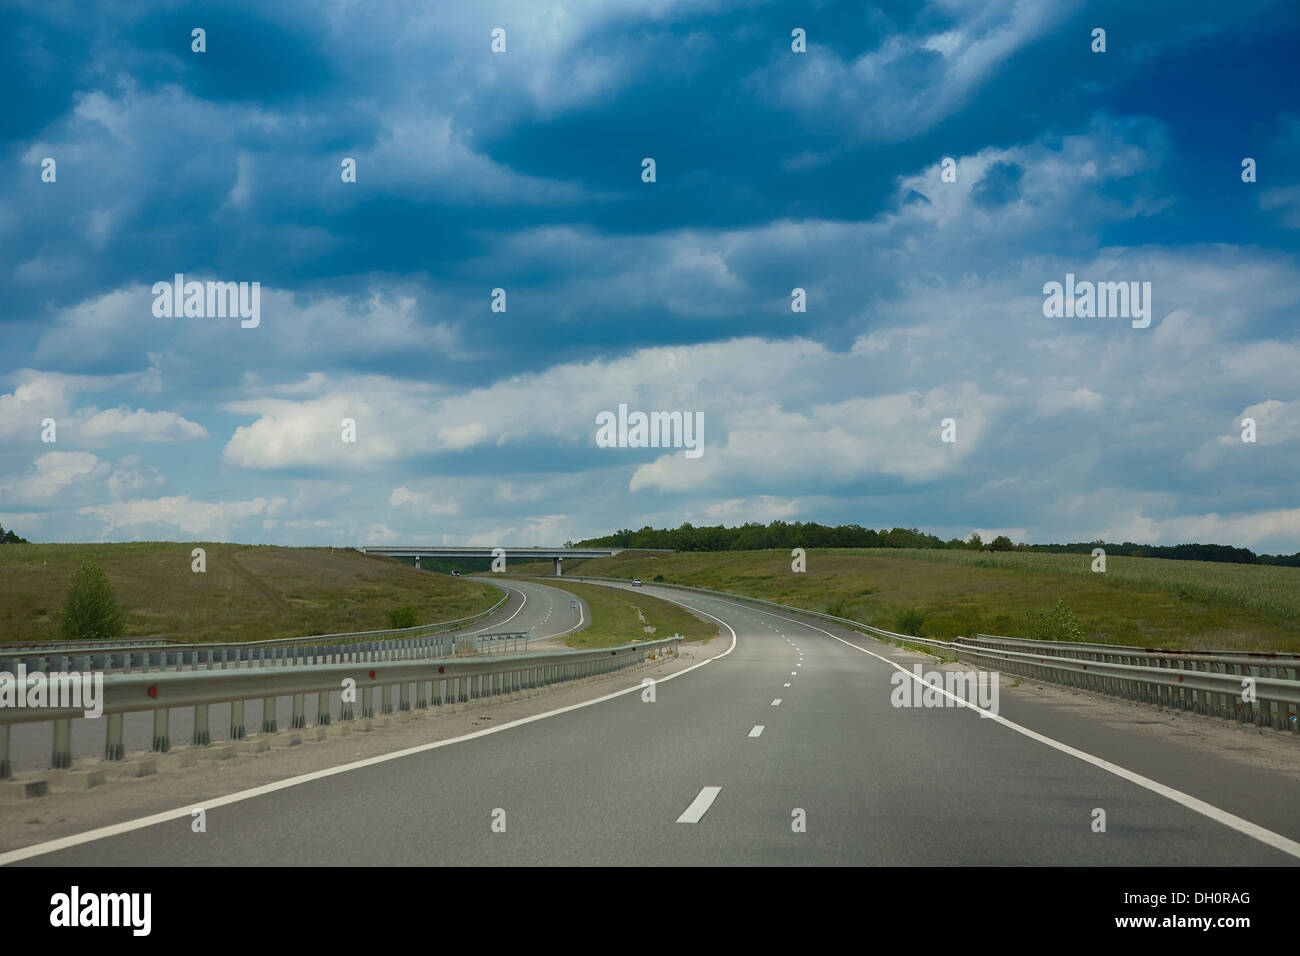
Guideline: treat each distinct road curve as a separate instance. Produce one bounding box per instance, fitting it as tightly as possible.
[9,582,1300,865]
[1,577,585,776]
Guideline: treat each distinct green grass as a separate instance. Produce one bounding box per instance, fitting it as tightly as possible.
[0,543,500,645]
[513,549,1300,654]
[507,577,716,648]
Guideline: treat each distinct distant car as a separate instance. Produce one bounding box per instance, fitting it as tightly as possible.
[632,579,643,586]
[570,600,578,609]
[450,570,460,576]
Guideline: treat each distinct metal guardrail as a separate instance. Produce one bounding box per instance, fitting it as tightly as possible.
[0,638,184,653]
[0,593,512,673]
[574,577,1300,736]
[965,633,1300,664]
[0,636,682,776]
[0,628,528,680]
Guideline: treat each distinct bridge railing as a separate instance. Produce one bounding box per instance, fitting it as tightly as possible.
[0,593,511,674]
[570,576,1300,736]
[0,636,681,776]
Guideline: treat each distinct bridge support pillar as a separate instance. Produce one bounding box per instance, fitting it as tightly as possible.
[554,557,563,576]
[414,555,420,569]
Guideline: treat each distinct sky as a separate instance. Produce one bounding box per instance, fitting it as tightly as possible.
[1,0,1298,550]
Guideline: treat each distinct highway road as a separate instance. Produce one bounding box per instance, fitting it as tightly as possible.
[7,581,1300,865]
[1,577,581,776]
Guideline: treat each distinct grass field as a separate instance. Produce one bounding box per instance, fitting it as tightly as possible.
[515,549,1300,654]
[0,543,500,645]
[509,577,716,649]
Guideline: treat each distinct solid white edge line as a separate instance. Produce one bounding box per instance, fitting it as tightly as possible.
[468,580,528,634]
[0,595,740,865]
[696,592,1300,861]
[675,785,723,824]
[534,591,586,641]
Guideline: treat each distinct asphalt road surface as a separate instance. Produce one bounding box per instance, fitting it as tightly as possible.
[10,582,1300,865]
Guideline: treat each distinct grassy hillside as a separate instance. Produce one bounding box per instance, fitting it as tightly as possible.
[0,543,500,645]
[509,577,715,648]
[518,549,1300,654]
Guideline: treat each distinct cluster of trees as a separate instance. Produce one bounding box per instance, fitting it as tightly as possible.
[0,523,29,543]
[577,522,989,553]
[1021,541,1300,566]
[575,521,1300,567]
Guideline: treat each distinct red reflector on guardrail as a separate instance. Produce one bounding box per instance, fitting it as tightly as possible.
[439,666,445,674]
[368,670,376,679]
[147,685,157,699]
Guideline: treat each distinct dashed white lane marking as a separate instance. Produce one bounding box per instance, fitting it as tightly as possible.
[784,682,791,687]
[534,594,586,641]
[748,725,765,737]
[790,671,797,676]
[676,786,723,824]
[694,590,1300,863]
[772,699,782,706]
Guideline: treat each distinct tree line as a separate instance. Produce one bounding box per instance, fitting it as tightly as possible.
[574,521,1300,567]
[0,523,29,543]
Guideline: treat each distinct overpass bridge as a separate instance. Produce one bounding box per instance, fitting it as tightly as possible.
[360,545,671,575]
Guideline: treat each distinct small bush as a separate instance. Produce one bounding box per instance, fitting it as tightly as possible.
[387,605,419,629]
[653,574,664,582]
[896,607,926,635]
[824,595,849,617]
[1023,600,1085,642]
[58,561,126,641]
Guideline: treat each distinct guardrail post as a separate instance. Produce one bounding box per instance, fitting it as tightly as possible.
[317,690,333,725]
[151,709,170,753]
[382,685,394,714]
[230,700,246,740]
[361,687,374,719]
[105,713,125,760]
[261,696,278,733]
[52,717,73,768]
[291,693,305,729]
[194,704,210,745]
[0,724,10,779]
[400,683,412,712]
